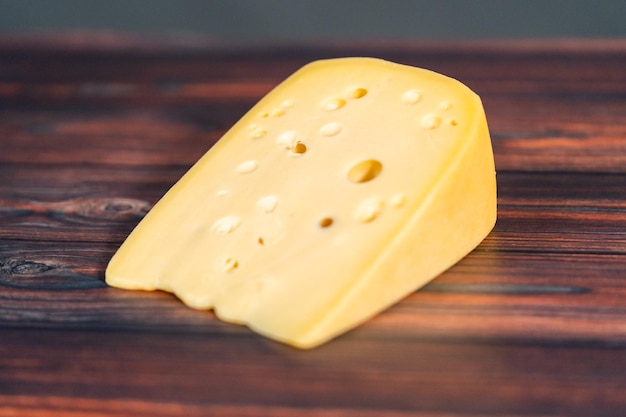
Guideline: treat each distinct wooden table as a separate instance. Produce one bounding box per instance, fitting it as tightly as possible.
[1,35,625,416]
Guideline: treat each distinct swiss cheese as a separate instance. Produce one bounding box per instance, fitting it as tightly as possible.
[106,58,497,348]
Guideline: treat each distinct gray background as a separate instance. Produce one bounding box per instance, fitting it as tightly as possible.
[1,0,625,40]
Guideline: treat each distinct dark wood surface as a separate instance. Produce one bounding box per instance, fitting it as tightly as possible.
[1,35,626,416]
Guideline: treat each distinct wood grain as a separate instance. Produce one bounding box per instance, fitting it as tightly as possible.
[1,35,626,416]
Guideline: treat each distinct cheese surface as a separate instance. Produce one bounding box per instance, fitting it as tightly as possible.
[106,58,497,348]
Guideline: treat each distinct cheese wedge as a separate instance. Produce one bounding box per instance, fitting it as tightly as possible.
[106,57,497,348]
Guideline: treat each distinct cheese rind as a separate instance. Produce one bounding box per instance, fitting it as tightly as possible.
[106,58,497,348]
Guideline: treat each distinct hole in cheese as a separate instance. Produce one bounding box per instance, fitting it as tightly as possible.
[236,160,258,174]
[402,89,422,104]
[271,108,286,117]
[292,141,307,154]
[276,131,297,148]
[348,87,368,99]
[420,114,442,130]
[319,217,333,228]
[321,97,346,111]
[390,193,407,208]
[355,197,384,223]
[211,216,241,235]
[440,101,452,110]
[276,131,307,155]
[249,128,267,139]
[223,257,239,271]
[257,195,279,213]
[347,159,383,183]
[319,122,342,137]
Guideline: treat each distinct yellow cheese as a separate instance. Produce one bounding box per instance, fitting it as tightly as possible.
[106,58,497,348]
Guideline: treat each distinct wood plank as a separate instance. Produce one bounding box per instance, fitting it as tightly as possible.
[1,37,626,416]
